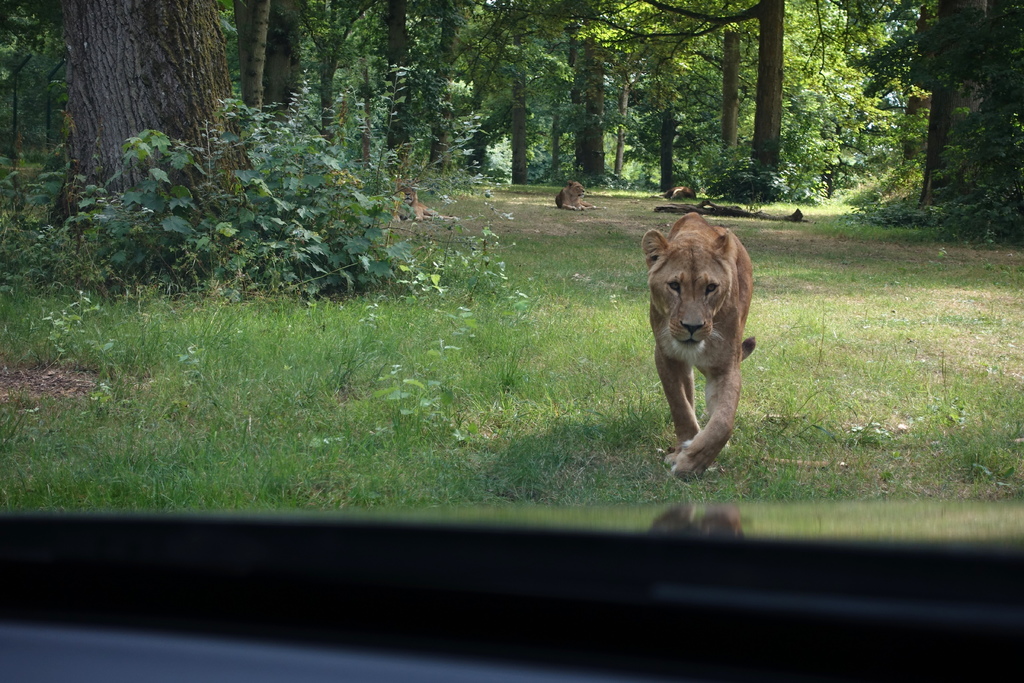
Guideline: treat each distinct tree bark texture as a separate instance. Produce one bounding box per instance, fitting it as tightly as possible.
[919,0,987,206]
[753,0,783,168]
[61,0,245,195]
[319,55,340,133]
[550,113,561,180]
[576,39,605,177]
[265,0,301,113]
[234,0,271,109]
[614,80,630,176]
[721,30,740,148]
[429,0,461,169]
[659,110,676,191]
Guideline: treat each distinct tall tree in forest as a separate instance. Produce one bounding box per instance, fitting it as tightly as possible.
[385,0,409,150]
[234,0,271,109]
[265,0,302,112]
[660,110,676,191]
[721,29,741,148]
[903,5,931,161]
[427,0,464,168]
[575,37,606,176]
[752,0,783,168]
[613,76,632,176]
[609,48,646,177]
[301,0,374,133]
[919,0,988,206]
[510,35,528,184]
[60,0,246,200]
[627,1,781,167]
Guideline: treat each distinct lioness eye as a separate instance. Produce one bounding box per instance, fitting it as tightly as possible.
[706,284,718,295]
[668,282,680,292]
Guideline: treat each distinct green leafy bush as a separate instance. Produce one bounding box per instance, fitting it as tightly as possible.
[87,114,409,295]
[1,96,504,296]
[705,149,791,204]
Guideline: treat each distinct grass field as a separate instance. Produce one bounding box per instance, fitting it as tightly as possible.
[1,186,1023,512]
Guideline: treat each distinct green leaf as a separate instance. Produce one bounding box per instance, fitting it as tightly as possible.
[139,194,166,212]
[161,216,193,234]
[384,241,413,260]
[363,259,392,277]
[345,236,371,255]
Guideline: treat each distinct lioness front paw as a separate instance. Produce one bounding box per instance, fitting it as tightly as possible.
[663,439,690,464]
[670,454,709,478]
[667,440,715,478]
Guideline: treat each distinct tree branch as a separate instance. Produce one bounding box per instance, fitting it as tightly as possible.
[640,0,762,25]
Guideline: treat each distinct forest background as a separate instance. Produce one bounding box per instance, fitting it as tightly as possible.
[1,1,1022,281]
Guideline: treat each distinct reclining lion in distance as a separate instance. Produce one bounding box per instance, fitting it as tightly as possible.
[642,212,756,477]
[396,183,453,221]
[555,181,596,210]
[662,186,696,200]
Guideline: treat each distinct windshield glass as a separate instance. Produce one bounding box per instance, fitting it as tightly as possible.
[1,2,1022,552]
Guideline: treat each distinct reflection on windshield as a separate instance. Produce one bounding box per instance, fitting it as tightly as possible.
[347,500,1024,549]
[650,504,743,537]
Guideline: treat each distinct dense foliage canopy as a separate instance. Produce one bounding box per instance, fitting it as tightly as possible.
[0,0,1021,296]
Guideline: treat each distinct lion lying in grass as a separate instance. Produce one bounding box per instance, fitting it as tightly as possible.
[642,212,756,477]
[662,186,696,200]
[396,183,453,221]
[555,181,596,210]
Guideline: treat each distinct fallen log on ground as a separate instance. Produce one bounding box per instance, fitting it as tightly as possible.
[654,200,806,222]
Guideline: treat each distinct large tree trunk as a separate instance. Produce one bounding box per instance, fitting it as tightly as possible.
[385,0,409,151]
[234,0,271,109]
[429,0,460,169]
[510,40,528,185]
[319,56,340,133]
[61,0,246,200]
[752,0,783,168]
[920,0,987,206]
[550,113,562,180]
[903,6,932,160]
[721,30,740,148]
[659,110,676,192]
[264,0,301,113]
[614,79,630,176]
[576,39,605,176]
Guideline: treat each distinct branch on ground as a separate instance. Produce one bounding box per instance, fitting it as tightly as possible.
[654,200,806,222]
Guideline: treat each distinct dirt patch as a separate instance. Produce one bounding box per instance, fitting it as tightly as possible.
[0,365,97,401]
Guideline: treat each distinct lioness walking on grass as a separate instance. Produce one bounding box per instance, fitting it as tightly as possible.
[642,212,756,477]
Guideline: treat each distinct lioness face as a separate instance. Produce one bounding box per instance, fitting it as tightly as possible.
[645,234,735,359]
[397,184,417,204]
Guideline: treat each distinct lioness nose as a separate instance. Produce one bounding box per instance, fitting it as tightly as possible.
[682,322,703,335]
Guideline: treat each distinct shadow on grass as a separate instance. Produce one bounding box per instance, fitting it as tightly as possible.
[479,402,672,504]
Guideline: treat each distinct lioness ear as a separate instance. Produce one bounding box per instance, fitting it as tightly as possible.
[642,230,669,268]
[716,228,738,259]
